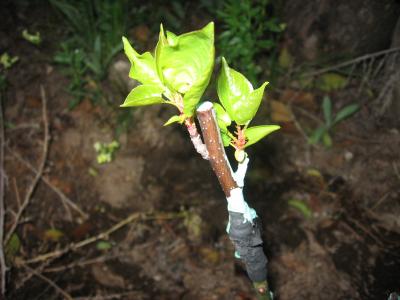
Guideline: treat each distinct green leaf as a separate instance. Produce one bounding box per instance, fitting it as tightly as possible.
[246,82,269,121]
[155,24,168,83]
[122,37,163,87]
[212,102,231,132]
[217,57,268,125]
[0,53,19,69]
[309,126,326,144]
[244,125,280,147]
[166,31,178,46]
[221,131,232,147]
[5,233,21,262]
[156,22,215,116]
[96,241,112,250]
[22,29,41,45]
[322,96,332,125]
[121,84,165,107]
[288,199,312,219]
[163,115,184,126]
[333,104,359,125]
[322,132,332,147]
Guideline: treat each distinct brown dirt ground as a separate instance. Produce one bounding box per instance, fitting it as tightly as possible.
[1,2,399,300]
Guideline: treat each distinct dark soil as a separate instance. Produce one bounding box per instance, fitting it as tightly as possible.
[1,2,399,300]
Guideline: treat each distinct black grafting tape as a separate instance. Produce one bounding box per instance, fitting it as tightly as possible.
[228,211,267,282]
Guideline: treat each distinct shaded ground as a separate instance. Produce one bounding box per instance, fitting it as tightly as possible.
[1,2,400,300]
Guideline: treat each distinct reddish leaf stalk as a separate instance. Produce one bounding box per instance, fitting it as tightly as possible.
[184,118,209,160]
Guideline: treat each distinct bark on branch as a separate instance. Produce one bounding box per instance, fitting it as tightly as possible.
[196,102,237,196]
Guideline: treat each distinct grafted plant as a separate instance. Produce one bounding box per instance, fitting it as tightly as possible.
[120,22,279,299]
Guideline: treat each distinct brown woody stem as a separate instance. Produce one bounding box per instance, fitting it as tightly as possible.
[196,102,271,298]
[196,102,237,197]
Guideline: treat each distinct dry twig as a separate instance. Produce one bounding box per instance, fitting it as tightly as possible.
[74,291,144,300]
[21,211,184,264]
[43,252,125,273]
[7,147,88,220]
[15,254,56,290]
[21,263,73,300]
[4,86,50,245]
[304,47,400,77]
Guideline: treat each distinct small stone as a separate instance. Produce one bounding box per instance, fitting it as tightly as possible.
[344,151,353,161]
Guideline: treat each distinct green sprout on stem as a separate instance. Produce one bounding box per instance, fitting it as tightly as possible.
[120,22,278,299]
[121,23,279,159]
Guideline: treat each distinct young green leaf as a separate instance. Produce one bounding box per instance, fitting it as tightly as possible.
[309,126,326,145]
[120,84,165,107]
[96,241,112,250]
[212,102,231,132]
[322,132,332,147]
[155,24,168,83]
[156,22,215,116]
[166,30,178,46]
[322,96,332,126]
[244,125,280,147]
[217,57,268,125]
[163,114,184,126]
[122,37,163,87]
[288,199,312,219]
[5,233,21,262]
[333,104,359,125]
[221,131,232,147]
[22,29,41,45]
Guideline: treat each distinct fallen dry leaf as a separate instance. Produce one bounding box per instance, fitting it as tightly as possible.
[270,100,293,123]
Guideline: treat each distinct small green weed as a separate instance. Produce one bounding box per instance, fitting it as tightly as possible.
[216,0,284,84]
[309,96,359,147]
[0,53,19,69]
[50,0,130,108]
[22,29,42,45]
[54,42,88,108]
[50,0,126,80]
[94,140,120,164]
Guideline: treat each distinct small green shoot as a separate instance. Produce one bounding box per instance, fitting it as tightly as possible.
[120,23,280,162]
[54,42,96,109]
[309,96,359,147]
[88,167,98,177]
[22,29,42,45]
[121,22,214,119]
[5,233,21,263]
[216,57,280,156]
[96,241,113,250]
[288,199,312,219]
[0,53,19,69]
[94,141,120,164]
